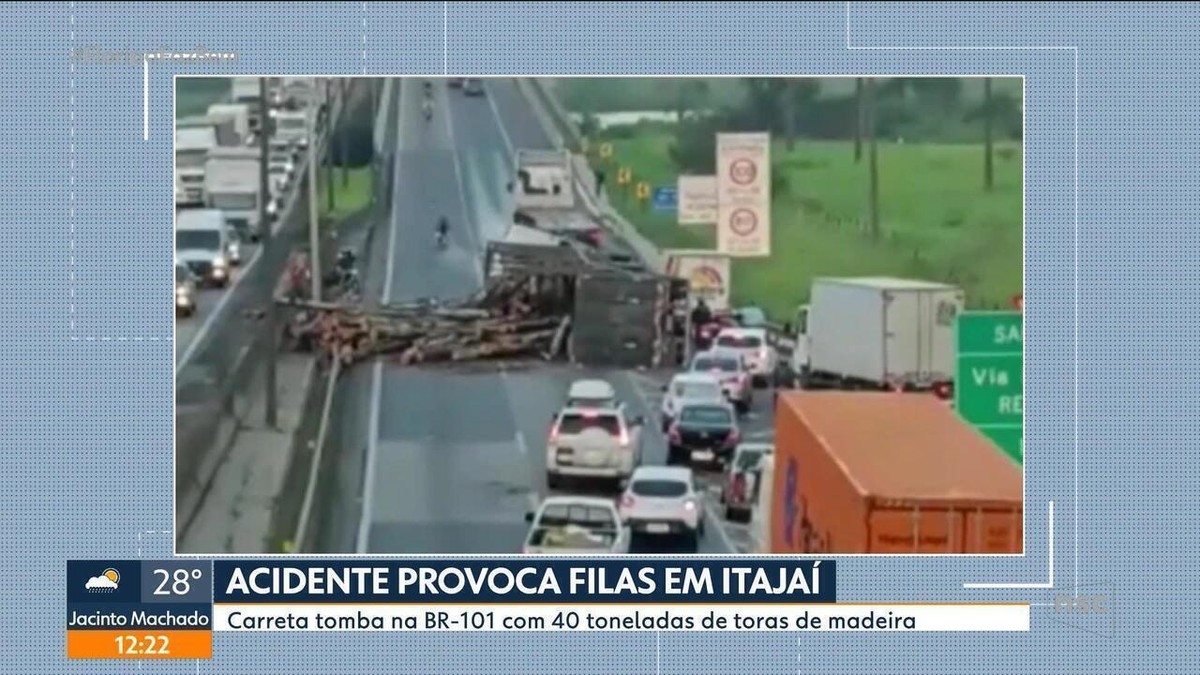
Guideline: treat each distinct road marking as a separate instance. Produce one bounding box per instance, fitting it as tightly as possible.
[441,85,484,283]
[382,79,407,306]
[482,81,516,158]
[356,360,383,554]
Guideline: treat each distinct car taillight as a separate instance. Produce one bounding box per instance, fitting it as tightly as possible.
[668,424,681,444]
[759,347,769,360]
[549,424,560,444]
[620,494,635,508]
[683,499,697,511]
[618,426,630,448]
[933,382,953,400]
[724,429,741,448]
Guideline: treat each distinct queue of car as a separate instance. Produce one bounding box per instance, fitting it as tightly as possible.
[175,77,325,321]
[524,323,777,554]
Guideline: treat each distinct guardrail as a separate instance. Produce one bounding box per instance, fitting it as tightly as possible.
[176,79,363,538]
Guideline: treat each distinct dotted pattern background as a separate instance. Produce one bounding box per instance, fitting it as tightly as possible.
[0,1,1192,673]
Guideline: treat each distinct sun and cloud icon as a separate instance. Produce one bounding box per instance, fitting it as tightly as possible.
[85,568,120,593]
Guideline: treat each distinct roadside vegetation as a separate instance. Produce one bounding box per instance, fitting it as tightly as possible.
[554,77,1023,320]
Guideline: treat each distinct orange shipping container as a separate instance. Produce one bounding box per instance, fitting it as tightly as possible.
[770,392,1023,554]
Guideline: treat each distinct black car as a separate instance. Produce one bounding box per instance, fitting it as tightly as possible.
[666,402,740,469]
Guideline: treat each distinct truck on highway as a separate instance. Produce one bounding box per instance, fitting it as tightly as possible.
[271,109,310,152]
[206,103,251,143]
[175,126,218,204]
[522,496,630,554]
[204,158,261,243]
[230,77,265,133]
[769,391,1022,554]
[789,277,963,396]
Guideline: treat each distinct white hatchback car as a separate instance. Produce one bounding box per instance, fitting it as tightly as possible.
[618,466,706,550]
[659,372,725,432]
[714,327,777,387]
[546,405,645,490]
[522,496,630,554]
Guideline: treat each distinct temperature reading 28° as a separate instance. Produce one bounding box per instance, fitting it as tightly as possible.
[153,568,203,596]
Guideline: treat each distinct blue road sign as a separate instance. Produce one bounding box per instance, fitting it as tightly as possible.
[652,186,678,212]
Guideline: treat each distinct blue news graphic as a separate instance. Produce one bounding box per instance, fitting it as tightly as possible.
[66,560,213,630]
[213,560,835,604]
[652,186,678,211]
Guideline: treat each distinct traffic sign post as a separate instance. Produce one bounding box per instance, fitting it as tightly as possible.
[652,186,678,212]
[955,312,1023,464]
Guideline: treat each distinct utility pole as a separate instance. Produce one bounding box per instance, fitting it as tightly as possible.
[340,78,349,188]
[307,78,322,303]
[865,78,880,240]
[259,76,278,429]
[325,78,334,213]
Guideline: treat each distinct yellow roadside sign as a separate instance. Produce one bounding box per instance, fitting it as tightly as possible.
[599,142,613,158]
[636,181,650,199]
[617,167,632,185]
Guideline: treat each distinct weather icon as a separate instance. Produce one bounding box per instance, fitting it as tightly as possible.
[85,568,120,593]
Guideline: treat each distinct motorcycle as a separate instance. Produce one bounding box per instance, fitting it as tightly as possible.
[422,98,433,121]
[435,229,448,251]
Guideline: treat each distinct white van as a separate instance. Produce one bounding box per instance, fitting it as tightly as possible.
[175,209,231,288]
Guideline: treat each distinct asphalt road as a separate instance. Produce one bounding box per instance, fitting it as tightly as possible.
[334,79,775,556]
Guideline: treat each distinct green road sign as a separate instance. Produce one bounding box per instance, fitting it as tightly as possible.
[957,312,1022,355]
[956,353,1023,426]
[978,425,1023,464]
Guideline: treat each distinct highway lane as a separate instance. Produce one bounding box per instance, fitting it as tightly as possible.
[351,78,754,555]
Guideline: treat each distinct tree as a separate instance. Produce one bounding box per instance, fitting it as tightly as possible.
[983,77,994,191]
[864,78,880,239]
[854,78,864,162]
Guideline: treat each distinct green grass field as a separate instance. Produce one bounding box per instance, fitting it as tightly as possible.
[593,128,1022,321]
[551,77,1022,115]
[319,166,374,223]
[175,78,231,118]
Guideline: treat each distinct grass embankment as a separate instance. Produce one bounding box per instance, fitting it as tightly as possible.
[592,127,1022,321]
[319,166,374,223]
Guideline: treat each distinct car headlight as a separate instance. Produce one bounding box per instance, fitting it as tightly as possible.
[213,256,228,269]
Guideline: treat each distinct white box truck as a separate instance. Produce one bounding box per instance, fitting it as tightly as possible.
[790,277,963,393]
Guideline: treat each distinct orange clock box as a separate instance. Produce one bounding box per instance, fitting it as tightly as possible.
[67,630,212,659]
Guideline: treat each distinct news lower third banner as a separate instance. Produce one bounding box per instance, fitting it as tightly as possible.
[67,559,1029,657]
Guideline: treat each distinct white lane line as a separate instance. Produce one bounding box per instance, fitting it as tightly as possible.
[483,81,515,158]
[441,86,484,283]
[382,78,406,305]
[356,360,383,554]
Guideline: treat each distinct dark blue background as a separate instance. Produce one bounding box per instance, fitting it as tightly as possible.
[67,560,142,604]
[213,559,835,604]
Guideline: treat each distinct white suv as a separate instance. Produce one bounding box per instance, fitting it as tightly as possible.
[618,466,706,551]
[546,406,644,490]
[714,327,776,388]
[689,349,753,414]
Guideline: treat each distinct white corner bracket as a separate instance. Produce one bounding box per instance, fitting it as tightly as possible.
[963,501,1054,589]
[143,55,150,141]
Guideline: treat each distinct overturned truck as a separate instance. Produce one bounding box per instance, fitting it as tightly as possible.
[278,238,686,370]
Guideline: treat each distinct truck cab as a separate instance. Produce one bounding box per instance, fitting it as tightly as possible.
[508,149,575,210]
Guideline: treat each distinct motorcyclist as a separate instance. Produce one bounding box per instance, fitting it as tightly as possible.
[422,96,433,120]
[435,217,449,247]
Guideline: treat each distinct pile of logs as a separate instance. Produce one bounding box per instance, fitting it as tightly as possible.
[275,271,570,368]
